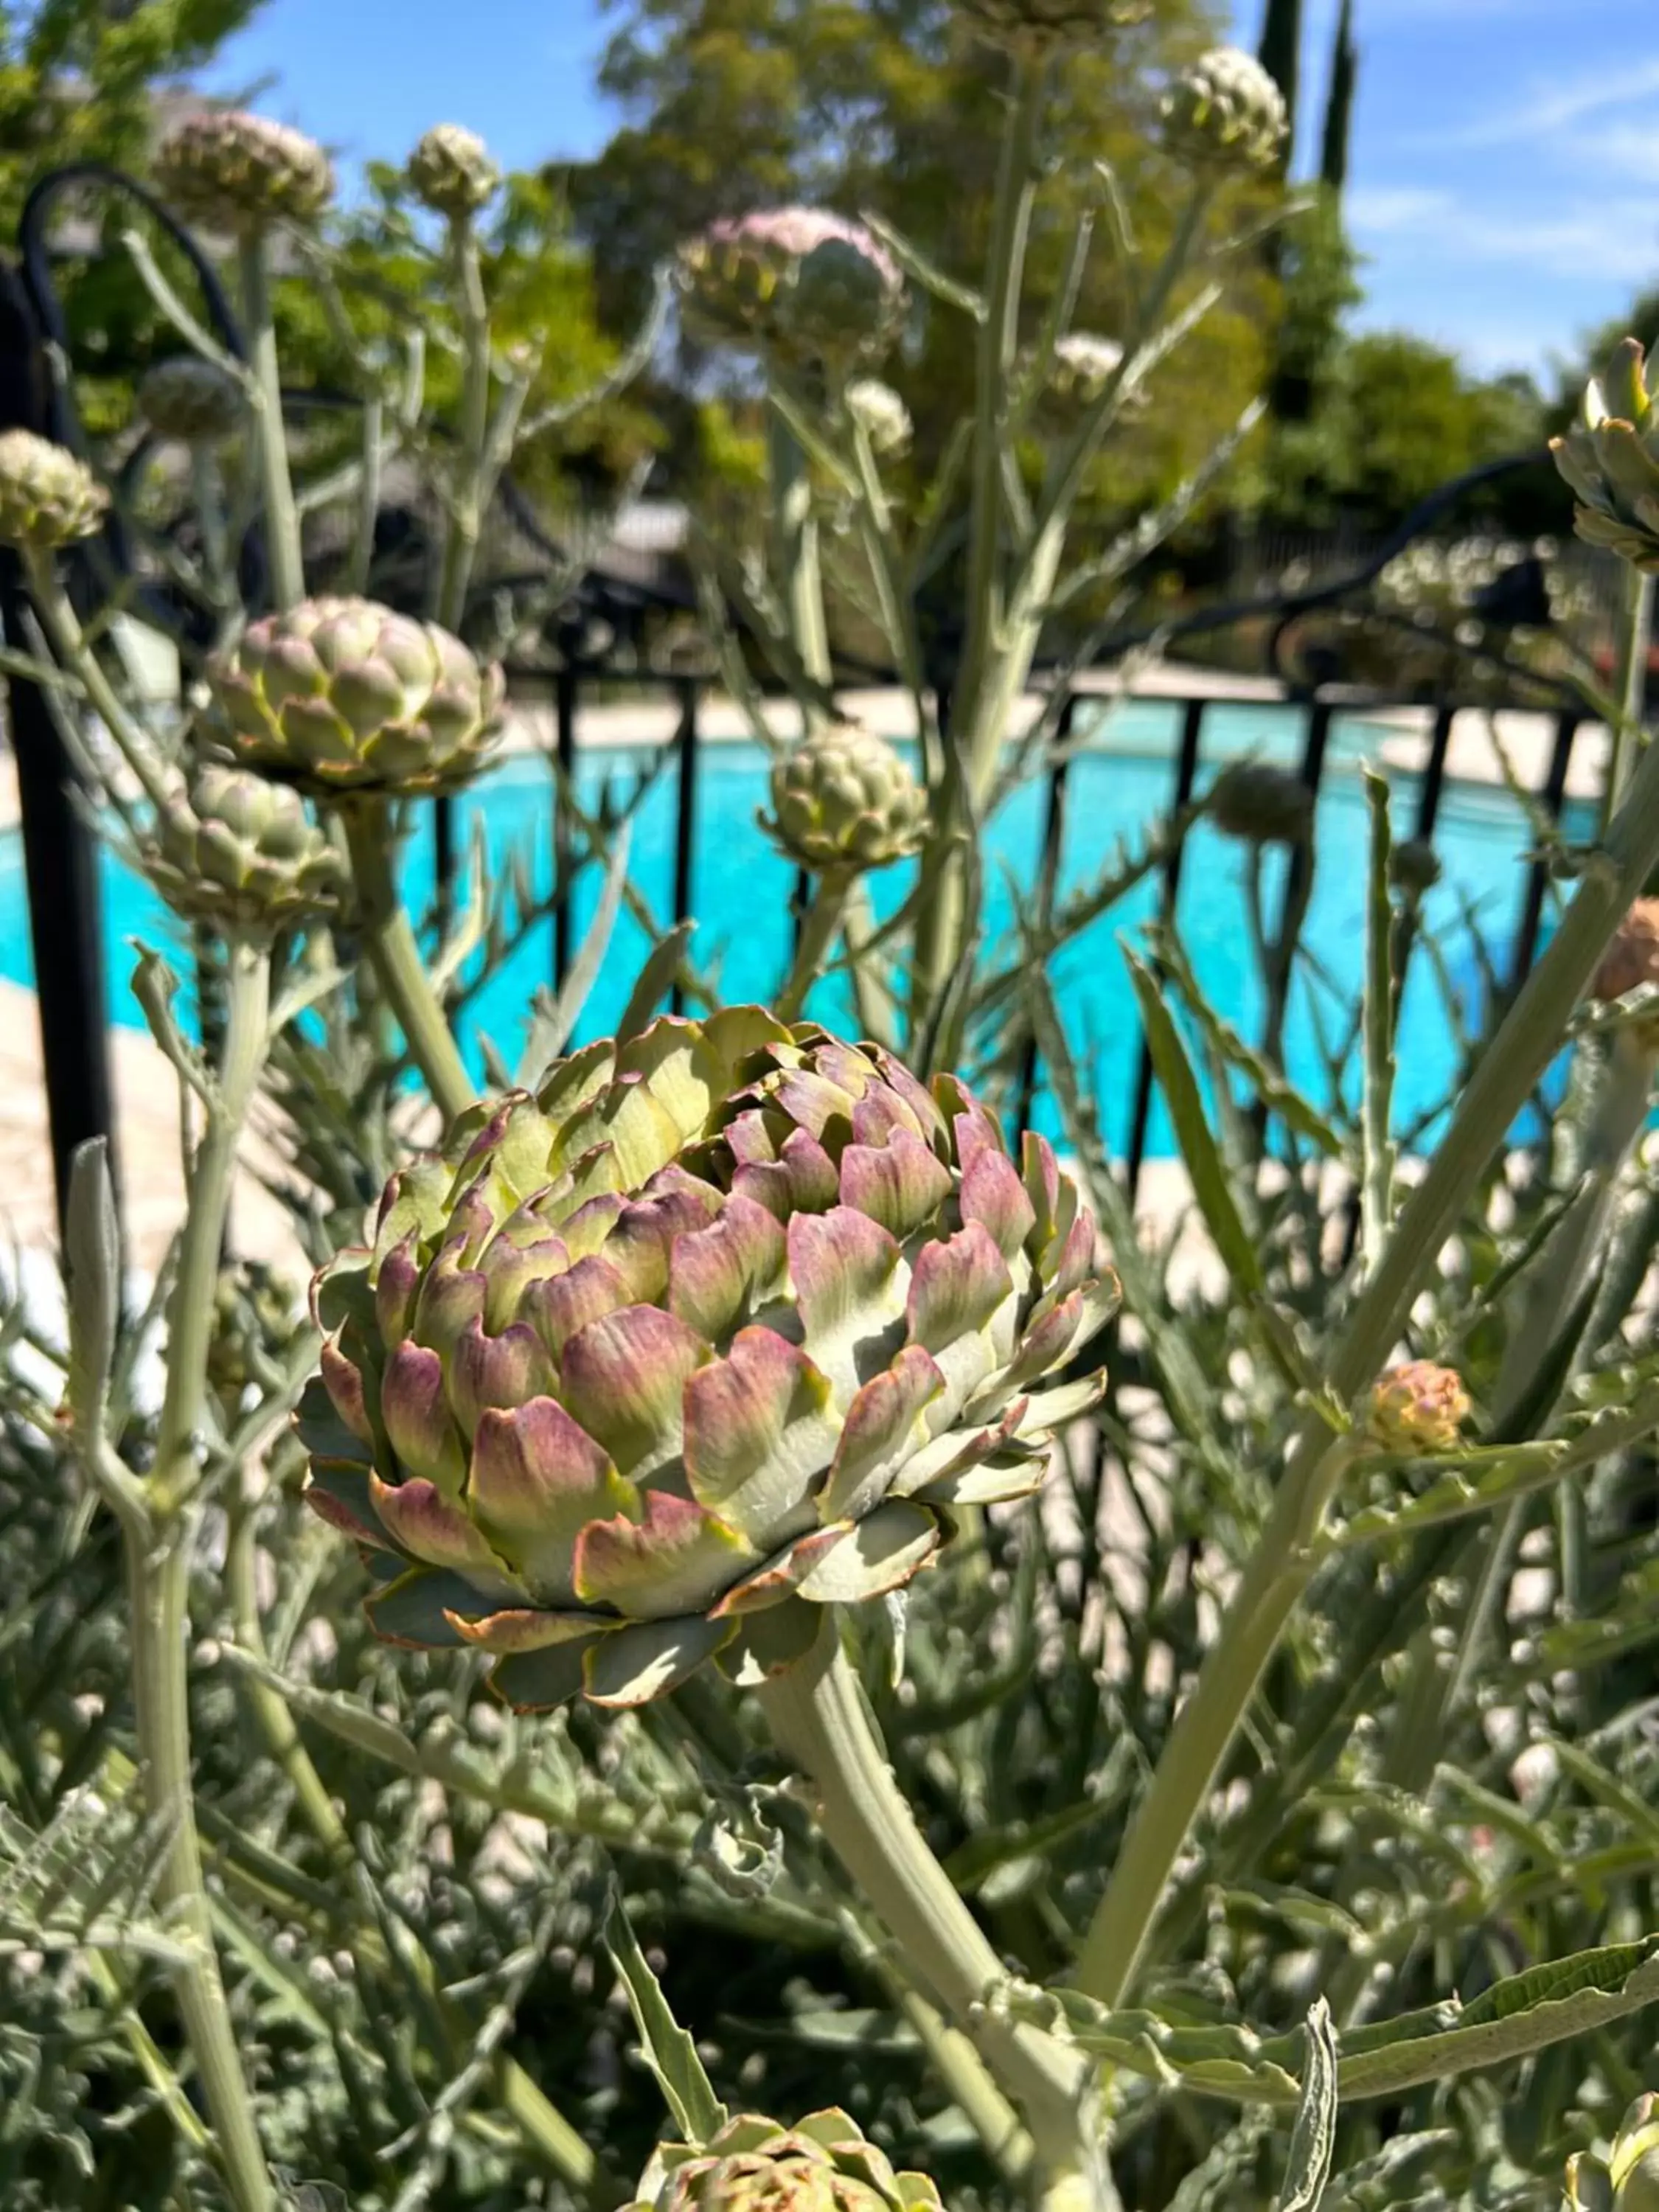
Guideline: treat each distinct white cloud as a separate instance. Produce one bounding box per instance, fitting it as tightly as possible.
[1432,56,1659,149]
[1348,187,1454,233]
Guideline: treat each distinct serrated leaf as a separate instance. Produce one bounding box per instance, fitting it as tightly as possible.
[605,1888,727,2146]
[129,942,212,1102]
[1276,2001,1338,2212]
[519,819,633,1080]
[616,920,695,1046]
[1360,771,1397,1273]
[64,1139,119,1442]
[859,210,984,318]
[1124,945,1262,1297]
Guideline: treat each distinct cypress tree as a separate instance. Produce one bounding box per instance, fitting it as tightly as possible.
[1256,0,1302,173]
[1320,0,1357,196]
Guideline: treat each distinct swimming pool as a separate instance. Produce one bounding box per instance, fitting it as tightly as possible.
[0,700,1582,1157]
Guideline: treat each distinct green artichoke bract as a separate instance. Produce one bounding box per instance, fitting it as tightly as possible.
[408,124,501,219]
[1161,47,1290,173]
[208,596,505,798]
[627,2110,942,2212]
[677,209,906,373]
[0,430,107,550]
[1568,2095,1659,2212]
[1553,341,1659,573]
[761,727,930,875]
[153,108,334,233]
[142,765,345,930]
[137,357,248,447]
[303,1014,1112,1711]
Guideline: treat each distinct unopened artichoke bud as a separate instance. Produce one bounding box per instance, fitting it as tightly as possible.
[153,109,334,234]
[145,765,346,930]
[760,726,930,875]
[1552,341,1659,574]
[137,357,248,448]
[949,0,1152,54]
[1367,1361,1470,1453]
[627,2110,945,2212]
[302,1012,1114,1711]
[208,595,505,799]
[1208,761,1313,846]
[1052,333,1125,403]
[677,209,905,372]
[845,379,912,458]
[408,124,501,220]
[208,1262,305,1404]
[1390,837,1442,898]
[1593,898,1659,1006]
[0,430,107,550]
[1161,47,1290,174]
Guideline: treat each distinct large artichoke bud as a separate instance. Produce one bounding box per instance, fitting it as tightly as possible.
[153,108,334,234]
[760,727,930,876]
[142,765,346,929]
[1567,2096,1659,2212]
[1208,761,1313,846]
[1552,341,1659,574]
[207,596,505,798]
[677,210,905,373]
[628,2110,943,2212]
[137,357,248,448]
[0,430,107,549]
[949,0,1152,53]
[1366,1361,1470,1453]
[408,124,501,220]
[302,1013,1113,1711]
[1161,48,1290,173]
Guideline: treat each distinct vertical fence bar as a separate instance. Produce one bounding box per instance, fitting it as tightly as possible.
[0,266,117,1243]
[552,664,577,987]
[670,677,699,1015]
[1256,696,1335,1086]
[1509,709,1579,994]
[433,793,455,944]
[791,865,811,956]
[1125,696,1208,1200]
[1412,699,1456,845]
[1012,693,1077,1141]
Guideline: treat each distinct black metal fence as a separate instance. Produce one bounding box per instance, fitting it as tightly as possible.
[0,166,1604,1253]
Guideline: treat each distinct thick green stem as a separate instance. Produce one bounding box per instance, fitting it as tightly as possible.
[1074,709,1659,2008]
[778,869,852,1021]
[768,403,832,706]
[26,557,172,809]
[342,800,477,1124]
[130,939,274,2211]
[238,236,304,612]
[1604,569,1655,832]
[434,216,491,633]
[757,1618,1105,2212]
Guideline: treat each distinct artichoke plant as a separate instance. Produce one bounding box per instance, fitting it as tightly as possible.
[1551,341,1659,574]
[761,727,931,875]
[0,430,107,549]
[137,358,248,448]
[1567,2095,1659,2212]
[1593,898,1659,1005]
[141,766,345,931]
[1161,47,1290,174]
[1367,1361,1471,1453]
[626,2110,944,2212]
[677,210,906,373]
[153,108,334,233]
[408,123,501,219]
[207,596,506,797]
[302,1013,1112,1710]
[1208,761,1314,846]
[845,380,913,459]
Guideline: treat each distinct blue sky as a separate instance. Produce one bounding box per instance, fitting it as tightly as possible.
[195,0,1658,387]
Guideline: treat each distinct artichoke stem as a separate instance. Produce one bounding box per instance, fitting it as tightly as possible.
[237,235,305,612]
[778,868,852,1022]
[342,799,478,1125]
[131,933,276,2210]
[758,1617,1106,2208]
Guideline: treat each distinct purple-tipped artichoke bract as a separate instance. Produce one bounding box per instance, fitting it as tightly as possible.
[153,108,334,234]
[676,209,906,372]
[1366,1361,1470,1454]
[143,765,346,931]
[408,123,501,219]
[1553,341,1659,574]
[761,726,930,875]
[627,2109,944,2212]
[0,430,108,550]
[302,1014,1113,1711]
[1161,47,1290,174]
[208,596,506,799]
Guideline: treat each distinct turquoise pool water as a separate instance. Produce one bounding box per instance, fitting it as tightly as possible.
[0,700,1584,1156]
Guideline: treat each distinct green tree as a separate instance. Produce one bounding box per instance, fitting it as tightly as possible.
[1318,0,1356,194]
[1254,0,1301,174]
